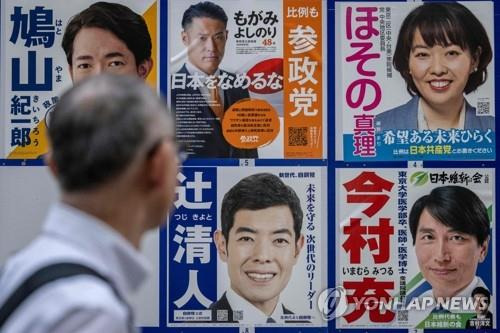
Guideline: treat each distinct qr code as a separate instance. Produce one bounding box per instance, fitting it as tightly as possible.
[477,99,490,115]
[397,310,408,322]
[288,127,308,146]
[216,309,228,322]
[233,310,243,321]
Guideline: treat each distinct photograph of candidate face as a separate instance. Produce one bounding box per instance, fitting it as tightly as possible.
[62,1,153,83]
[213,173,305,324]
[409,186,490,299]
[376,2,494,132]
[465,287,493,329]
[43,2,154,132]
[181,5,228,76]
[171,1,258,158]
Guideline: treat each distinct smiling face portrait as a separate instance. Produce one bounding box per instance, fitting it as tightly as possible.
[408,28,478,113]
[409,186,490,299]
[413,208,488,298]
[391,2,492,129]
[394,3,492,97]
[375,2,495,133]
[215,173,304,316]
[62,2,153,83]
[215,206,303,314]
[181,1,228,75]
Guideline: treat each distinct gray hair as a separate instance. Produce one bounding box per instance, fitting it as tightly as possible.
[48,74,173,191]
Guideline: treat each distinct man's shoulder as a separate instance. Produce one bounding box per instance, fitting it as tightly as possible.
[175,64,189,74]
[0,276,127,333]
[209,293,240,323]
[220,69,238,78]
[0,237,126,322]
[209,292,232,311]
[282,304,312,323]
[1,258,122,308]
[0,236,103,293]
[36,276,125,310]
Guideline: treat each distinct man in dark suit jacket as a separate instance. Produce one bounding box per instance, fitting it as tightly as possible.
[211,174,310,324]
[172,1,258,158]
[465,287,493,329]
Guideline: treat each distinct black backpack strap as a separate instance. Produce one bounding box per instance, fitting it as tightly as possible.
[0,263,134,331]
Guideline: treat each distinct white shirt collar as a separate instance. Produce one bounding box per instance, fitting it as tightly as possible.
[417,98,466,130]
[411,276,486,325]
[450,276,485,299]
[42,202,151,295]
[225,287,285,324]
[420,276,486,305]
[185,60,221,79]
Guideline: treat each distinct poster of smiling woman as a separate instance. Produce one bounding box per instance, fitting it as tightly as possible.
[335,1,495,162]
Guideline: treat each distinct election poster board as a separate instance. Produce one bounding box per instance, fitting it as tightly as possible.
[168,0,327,159]
[0,0,158,159]
[167,166,328,328]
[336,168,495,329]
[335,1,495,161]
[0,0,498,332]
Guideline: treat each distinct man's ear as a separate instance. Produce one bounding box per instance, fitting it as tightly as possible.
[145,140,171,189]
[137,58,153,79]
[478,236,489,263]
[181,30,189,47]
[44,151,58,178]
[294,233,305,261]
[214,230,228,262]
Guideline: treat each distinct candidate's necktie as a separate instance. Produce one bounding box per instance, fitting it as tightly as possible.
[209,83,224,120]
[266,317,276,323]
